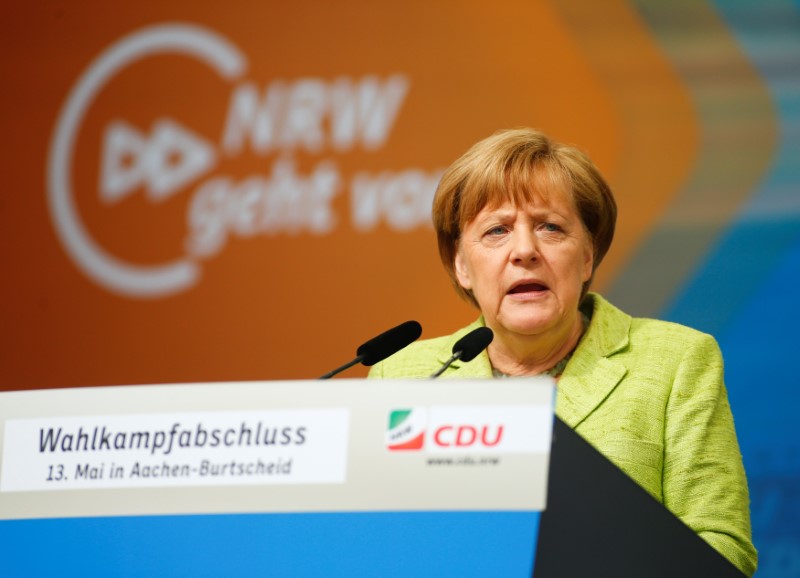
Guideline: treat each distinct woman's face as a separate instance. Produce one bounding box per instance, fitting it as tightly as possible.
[454,189,594,342]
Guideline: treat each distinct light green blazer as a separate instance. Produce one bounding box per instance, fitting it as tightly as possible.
[369,293,757,576]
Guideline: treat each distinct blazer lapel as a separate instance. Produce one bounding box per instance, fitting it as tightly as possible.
[556,294,630,429]
[430,296,631,422]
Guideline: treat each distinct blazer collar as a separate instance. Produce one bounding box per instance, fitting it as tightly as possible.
[556,293,630,428]
[431,294,631,426]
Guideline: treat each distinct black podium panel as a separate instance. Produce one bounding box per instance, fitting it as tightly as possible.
[533,417,745,578]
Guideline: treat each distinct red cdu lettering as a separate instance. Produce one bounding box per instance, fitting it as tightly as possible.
[455,426,477,446]
[480,425,503,446]
[434,425,454,447]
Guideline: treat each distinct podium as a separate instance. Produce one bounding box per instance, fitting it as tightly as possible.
[0,379,745,576]
[534,416,746,578]
[0,379,552,577]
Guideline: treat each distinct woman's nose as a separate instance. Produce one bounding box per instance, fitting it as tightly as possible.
[510,229,538,263]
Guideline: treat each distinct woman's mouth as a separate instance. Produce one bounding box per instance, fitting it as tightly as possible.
[509,282,548,295]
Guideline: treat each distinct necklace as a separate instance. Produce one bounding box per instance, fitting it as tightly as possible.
[491,351,573,379]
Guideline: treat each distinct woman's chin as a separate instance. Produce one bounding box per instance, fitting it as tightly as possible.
[495,316,559,338]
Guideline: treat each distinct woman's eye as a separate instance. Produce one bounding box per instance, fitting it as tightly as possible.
[486,226,507,236]
[540,223,561,232]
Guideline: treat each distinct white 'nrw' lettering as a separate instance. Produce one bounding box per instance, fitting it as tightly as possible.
[221,75,409,155]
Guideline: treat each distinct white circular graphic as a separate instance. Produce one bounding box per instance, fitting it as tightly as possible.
[47,23,246,298]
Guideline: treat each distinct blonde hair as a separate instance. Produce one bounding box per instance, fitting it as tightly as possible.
[432,128,617,307]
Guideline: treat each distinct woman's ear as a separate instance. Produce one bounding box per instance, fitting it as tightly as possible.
[454,249,472,290]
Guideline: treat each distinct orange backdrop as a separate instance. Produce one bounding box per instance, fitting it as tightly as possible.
[0,1,696,388]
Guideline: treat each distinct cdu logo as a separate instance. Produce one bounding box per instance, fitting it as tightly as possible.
[385,408,426,451]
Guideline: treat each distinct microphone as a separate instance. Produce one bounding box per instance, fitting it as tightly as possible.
[430,327,493,378]
[319,320,422,379]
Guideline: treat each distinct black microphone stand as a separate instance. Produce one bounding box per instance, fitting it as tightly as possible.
[319,355,365,380]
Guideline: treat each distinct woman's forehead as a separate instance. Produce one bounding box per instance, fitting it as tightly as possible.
[472,184,576,219]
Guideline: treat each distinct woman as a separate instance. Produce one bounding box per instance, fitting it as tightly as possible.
[369,128,757,576]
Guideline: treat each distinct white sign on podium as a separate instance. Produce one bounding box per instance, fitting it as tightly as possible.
[0,379,554,577]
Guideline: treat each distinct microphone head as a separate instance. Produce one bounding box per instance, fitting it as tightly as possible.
[356,320,422,366]
[452,327,493,362]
